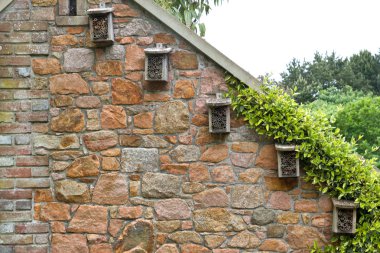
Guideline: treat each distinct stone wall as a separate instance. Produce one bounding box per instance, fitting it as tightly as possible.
[0,0,332,252]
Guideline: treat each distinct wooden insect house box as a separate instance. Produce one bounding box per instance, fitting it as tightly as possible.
[144,43,172,82]
[206,93,231,133]
[332,198,359,234]
[87,3,114,46]
[274,144,300,177]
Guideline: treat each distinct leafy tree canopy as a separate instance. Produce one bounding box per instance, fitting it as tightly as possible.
[281,50,380,103]
[154,0,227,36]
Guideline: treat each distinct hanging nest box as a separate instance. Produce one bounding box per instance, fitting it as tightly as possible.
[87,3,114,46]
[275,144,300,177]
[206,93,231,133]
[332,198,359,234]
[144,43,172,82]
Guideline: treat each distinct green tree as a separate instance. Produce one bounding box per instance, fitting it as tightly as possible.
[281,50,380,103]
[305,87,380,167]
[154,0,227,37]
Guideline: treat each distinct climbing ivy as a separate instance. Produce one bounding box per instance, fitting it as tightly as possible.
[225,74,380,252]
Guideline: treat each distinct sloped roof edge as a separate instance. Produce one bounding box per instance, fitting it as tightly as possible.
[133,0,260,91]
[0,0,13,12]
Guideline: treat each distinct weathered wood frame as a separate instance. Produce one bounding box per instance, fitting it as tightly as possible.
[275,144,300,178]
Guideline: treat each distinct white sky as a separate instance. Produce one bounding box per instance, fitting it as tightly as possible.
[202,0,380,80]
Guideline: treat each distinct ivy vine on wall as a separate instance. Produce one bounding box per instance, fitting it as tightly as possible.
[225,74,380,252]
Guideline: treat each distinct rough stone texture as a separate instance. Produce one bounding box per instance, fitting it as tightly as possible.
[50,74,89,95]
[115,219,154,253]
[67,205,108,233]
[169,145,200,162]
[121,148,159,172]
[66,155,100,178]
[211,166,235,183]
[101,105,127,129]
[267,224,286,238]
[134,112,153,129]
[83,131,118,151]
[264,176,298,191]
[181,244,210,253]
[40,203,70,221]
[92,173,129,205]
[154,198,191,220]
[156,244,179,253]
[171,51,198,69]
[95,61,123,76]
[174,80,195,98]
[142,172,181,198]
[228,230,261,249]
[154,101,189,134]
[125,45,145,70]
[193,188,228,208]
[55,180,90,203]
[255,145,277,169]
[51,108,85,132]
[32,58,60,75]
[200,144,228,163]
[268,191,292,210]
[259,239,289,252]
[33,134,79,150]
[169,231,202,244]
[112,78,143,105]
[287,225,327,249]
[63,48,94,72]
[51,234,88,253]
[251,207,276,225]
[239,168,261,183]
[231,185,264,208]
[193,208,246,232]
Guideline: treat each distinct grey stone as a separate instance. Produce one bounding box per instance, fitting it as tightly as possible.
[251,207,276,225]
[17,68,31,77]
[0,224,13,233]
[0,136,12,145]
[154,101,189,134]
[0,157,13,167]
[107,45,125,60]
[55,180,91,203]
[0,246,12,253]
[32,32,48,43]
[231,185,264,209]
[15,200,32,210]
[121,148,159,172]
[119,19,152,36]
[169,145,200,162]
[0,201,13,211]
[15,135,30,145]
[142,136,169,148]
[56,16,89,26]
[34,134,80,150]
[63,48,95,72]
[267,224,286,238]
[142,172,181,198]
[32,99,49,111]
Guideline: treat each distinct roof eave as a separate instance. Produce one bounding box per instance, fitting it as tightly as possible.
[133,0,261,92]
[0,0,13,12]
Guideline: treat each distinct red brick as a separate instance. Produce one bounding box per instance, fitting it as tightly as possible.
[14,245,48,253]
[15,223,49,233]
[16,112,48,122]
[16,156,48,166]
[0,189,32,199]
[0,168,31,178]
[0,56,31,66]
[0,123,31,133]
[0,146,31,155]
[0,22,12,32]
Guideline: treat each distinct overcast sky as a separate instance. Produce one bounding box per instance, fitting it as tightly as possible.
[202,0,380,80]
